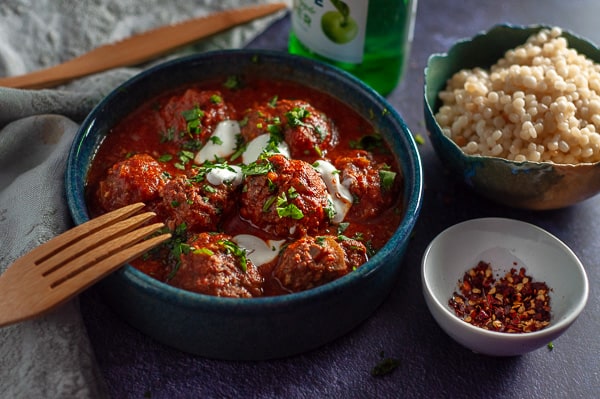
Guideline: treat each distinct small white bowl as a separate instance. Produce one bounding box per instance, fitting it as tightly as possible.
[422,218,589,356]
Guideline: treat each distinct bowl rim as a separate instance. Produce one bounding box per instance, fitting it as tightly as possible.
[423,23,600,168]
[65,48,424,307]
[421,217,589,340]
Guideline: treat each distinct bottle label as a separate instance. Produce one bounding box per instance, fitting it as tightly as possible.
[291,0,369,63]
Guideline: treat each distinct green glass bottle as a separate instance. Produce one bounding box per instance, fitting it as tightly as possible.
[289,0,417,96]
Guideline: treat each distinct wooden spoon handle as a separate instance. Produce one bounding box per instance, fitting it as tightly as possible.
[0,3,287,89]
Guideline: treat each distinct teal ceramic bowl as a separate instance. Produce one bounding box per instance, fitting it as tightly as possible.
[424,24,600,210]
[65,50,423,360]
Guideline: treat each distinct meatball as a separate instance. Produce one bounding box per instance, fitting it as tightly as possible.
[239,103,282,142]
[334,150,401,220]
[278,99,338,159]
[169,233,263,298]
[97,153,167,212]
[338,237,370,269]
[159,88,235,145]
[159,169,239,233]
[239,99,338,159]
[273,235,367,293]
[240,154,330,238]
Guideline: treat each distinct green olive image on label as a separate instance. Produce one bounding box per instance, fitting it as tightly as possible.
[321,10,358,44]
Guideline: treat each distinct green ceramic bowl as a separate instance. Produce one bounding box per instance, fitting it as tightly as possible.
[424,24,600,210]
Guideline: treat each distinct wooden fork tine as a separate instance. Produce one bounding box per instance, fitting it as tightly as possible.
[0,225,170,327]
[36,211,158,276]
[41,229,171,314]
[53,232,171,297]
[0,203,174,328]
[45,222,168,286]
[26,202,146,261]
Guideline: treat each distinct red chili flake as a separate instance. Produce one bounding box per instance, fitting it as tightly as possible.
[448,261,552,333]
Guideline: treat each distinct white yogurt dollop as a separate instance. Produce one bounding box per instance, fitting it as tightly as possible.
[194,120,240,164]
[233,234,285,267]
[312,159,353,224]
[242,133,290,164]
[206,164,243,187]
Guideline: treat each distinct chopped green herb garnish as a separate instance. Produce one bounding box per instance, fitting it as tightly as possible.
[258,129,285,158]
[181,106,204,136]
[193,247,215,256]
[203,184,217,194]
[181,138,203,151]
[267,123,282,135]
[180,150,195,160]
[209,136,224,145]
[188,161,238,184]
[350,133,386,152]
[223,75,241,90]
[242,160,273,176]
[337,222,349,235]
[286,107,311,128]
[160,127,176,143]
[263,196,276,212]
[371,353,400,377]
[172,150,195,170]
[324,198,336,220]
[287,186,299,199]
[219,239,248,272]
[276,192,304,220]
[379,168,396,191]
[163,223,192,280]
[268,95,279,107]
[284,105,326,145]
[364,240,376,257]
[314,145,323,157]
[314,124,326,141]
[230,134,247,161]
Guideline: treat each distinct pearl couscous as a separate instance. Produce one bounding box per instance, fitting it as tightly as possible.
[435,27,600,164]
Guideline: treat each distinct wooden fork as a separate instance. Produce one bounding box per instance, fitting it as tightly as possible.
[0,202,171,327]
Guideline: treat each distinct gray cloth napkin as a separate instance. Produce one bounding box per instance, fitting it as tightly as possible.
[0,1,289,397]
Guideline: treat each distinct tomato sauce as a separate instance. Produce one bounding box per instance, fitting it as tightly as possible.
[86,77,404,297]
